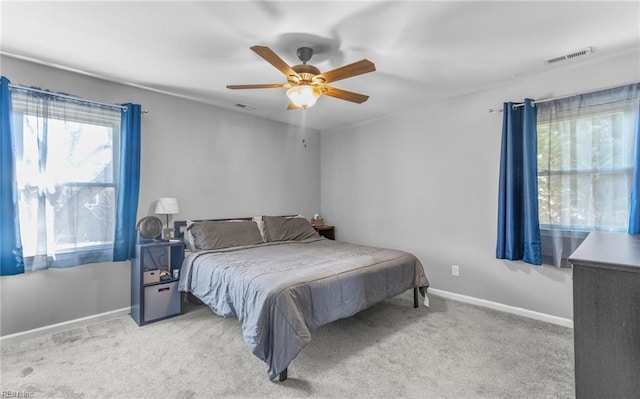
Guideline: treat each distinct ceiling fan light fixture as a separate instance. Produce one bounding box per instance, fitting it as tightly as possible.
[228,45,375,109]
[287,84,321,109]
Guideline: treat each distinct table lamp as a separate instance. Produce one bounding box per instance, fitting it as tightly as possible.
[155,197,180,240]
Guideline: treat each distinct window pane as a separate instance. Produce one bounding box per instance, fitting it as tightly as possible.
[542,173,631,230]
[537,124,550,172]
[537,175,551,225]
[53,186,116,251]
[18,186,115,257]
[26,115,114,184]
[536,86,639,266]
[11,90,121,269]
[537,98,638,234]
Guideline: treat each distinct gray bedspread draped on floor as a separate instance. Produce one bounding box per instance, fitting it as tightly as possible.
[178,237,429,379]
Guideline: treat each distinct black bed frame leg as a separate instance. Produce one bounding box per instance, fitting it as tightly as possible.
[413,287,418,308]
[279,368,288,382]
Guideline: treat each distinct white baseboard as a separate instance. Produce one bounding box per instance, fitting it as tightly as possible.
[1,307,131,345]
[428,288,574,329]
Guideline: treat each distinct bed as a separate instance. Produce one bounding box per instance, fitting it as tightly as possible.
[175,215,429,381]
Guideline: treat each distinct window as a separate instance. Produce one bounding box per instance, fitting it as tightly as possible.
[11,89,121,270]
[536,90,639,266]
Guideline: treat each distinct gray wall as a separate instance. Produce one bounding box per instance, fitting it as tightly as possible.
[2,48,638,335]
[320,50,640,320]
[0,56,321,336]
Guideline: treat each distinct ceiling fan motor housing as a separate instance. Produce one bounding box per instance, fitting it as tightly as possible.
[296,47,313,63]
[289,63,323,86]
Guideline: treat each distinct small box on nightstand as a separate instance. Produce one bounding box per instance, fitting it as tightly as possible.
[143,269,160,284]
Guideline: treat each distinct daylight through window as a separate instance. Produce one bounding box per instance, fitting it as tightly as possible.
[536,88,639,267]
[537,101,637,232]
[11,89,121,270]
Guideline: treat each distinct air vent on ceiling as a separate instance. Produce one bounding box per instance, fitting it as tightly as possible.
[543,47,592,65]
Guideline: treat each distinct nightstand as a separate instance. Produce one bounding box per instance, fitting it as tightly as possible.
[314,225,335,240]
[131,240,184,326]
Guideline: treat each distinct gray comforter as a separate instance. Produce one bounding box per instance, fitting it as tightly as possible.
[178,237,429,379]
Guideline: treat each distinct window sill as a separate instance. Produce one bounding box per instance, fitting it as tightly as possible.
[23,246,113,270]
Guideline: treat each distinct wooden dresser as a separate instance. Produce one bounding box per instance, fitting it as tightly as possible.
[568,232,640,399]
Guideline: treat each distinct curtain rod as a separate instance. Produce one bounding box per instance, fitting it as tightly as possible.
[6,82,148,114]
[488,80,640,113]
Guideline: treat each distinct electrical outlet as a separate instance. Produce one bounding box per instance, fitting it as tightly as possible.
[452,265,460,277]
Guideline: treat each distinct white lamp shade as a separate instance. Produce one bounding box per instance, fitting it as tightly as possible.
[287,85,321,109]
[155,197,180,214]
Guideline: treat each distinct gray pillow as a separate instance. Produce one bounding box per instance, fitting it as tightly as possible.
[263,216,320,242]
[187,220,264,251]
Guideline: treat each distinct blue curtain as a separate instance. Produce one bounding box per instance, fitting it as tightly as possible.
[113,103,141,261]
[630,106,640,234]
[496,99,542,265]
[0,77,25,275]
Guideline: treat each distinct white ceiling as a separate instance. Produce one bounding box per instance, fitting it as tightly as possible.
[1,1,639,131]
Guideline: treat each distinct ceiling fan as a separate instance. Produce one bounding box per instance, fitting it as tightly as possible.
[227,45,376,110]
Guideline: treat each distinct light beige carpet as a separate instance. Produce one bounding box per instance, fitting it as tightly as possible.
[1,291,574,398]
